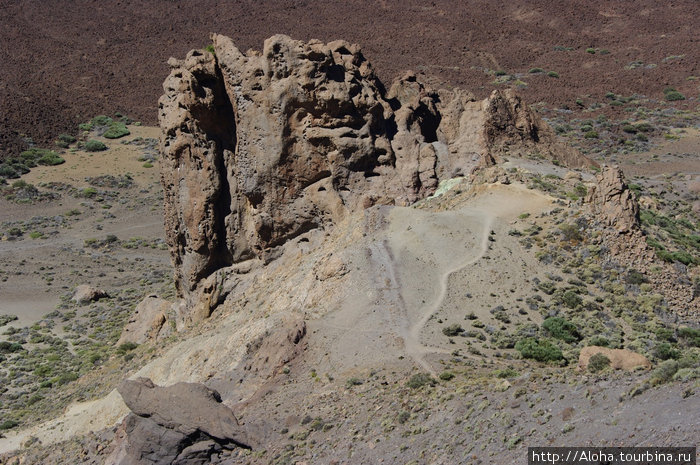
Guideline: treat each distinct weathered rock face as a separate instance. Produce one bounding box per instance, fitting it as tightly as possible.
[585,165,640,233]
[160,34,593,300]
[106,378,252,464]
[117,296,170,346]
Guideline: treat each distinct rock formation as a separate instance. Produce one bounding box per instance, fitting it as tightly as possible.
[117,296,171,345]
[72,284,108,304]
[585,165,640,233]
[159,34,594,305]
[106,378,252,464]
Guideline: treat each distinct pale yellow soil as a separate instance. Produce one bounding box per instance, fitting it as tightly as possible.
[22,125,161,188]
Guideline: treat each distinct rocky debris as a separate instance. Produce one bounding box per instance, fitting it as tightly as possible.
[106,378,252,464]
[117,296,171,345]
[578,346,651,371]
[585,165,640,233]
[159,34,593,308]
[72,284,108,304]
[315,254,348,281]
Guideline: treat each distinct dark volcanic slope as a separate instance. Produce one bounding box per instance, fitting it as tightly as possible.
[1,0,698,156]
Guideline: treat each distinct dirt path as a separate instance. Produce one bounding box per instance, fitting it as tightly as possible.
[404,212,494,376]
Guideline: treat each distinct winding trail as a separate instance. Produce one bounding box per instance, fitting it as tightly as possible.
[404,212,495,376]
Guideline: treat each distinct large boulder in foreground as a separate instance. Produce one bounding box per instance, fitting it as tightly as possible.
[159,34,594,302]
[106,378,252,464]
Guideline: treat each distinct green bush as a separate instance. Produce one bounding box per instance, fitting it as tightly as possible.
[561,290,583,309]
[542,317,581,342]
[547,71,559,78]
[0,341,23,353]
[0,164,19,178]
[116,342,138,354]
[586,48,596,54]
[0,420,18,430]
[406,373,436,389]
[19,148,64,166]
[528,67,544,74]
[204,44,215,54]
[625,270,648,285]
[663,88,685,101]
[589,336,609,347]
[442,323,464,337]
[345,377,363,388]
[58,133,77,143]
[91,115,113,126]
[38,151,65,166]
[584,130,599,139]
[651,360,678,385]
[84,140,107,152]
[103,121,130,139]
[559,224,582,242]
[588,353,610,373]
[678,327,700,347]
[493,368,519,378]
[653,342,680,361]
[439,371,455,381]
[515,337,563,362]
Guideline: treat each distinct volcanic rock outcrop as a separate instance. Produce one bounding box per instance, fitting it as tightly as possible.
[585,165,640,233]
[106,378,252,464]
[159,34,593,304]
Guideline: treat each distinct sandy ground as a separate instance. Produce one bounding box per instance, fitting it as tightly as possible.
[0,126,166,328]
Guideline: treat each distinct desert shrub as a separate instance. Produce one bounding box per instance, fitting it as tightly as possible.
[439,371,455,381]
[528,67,544,74]
[19,148,64,166]
[663,88,685,101]
[650,360,678,385]
[561,290,583,309]
[38,151,65,165]
[586,48,596,54]
[91,115,113,126]
[493,367,519,378]
[442,324,464,337]
[345,377,363,388]
[589,336,609,347]
[0,420,18,430]
[653,342,680,361]
[625,270,648,285]
[559,224,582,243]
[204,44,215,54]
[103,121,130,139]
[58,133,76,143]
[84,140,107,152]
[656,249,695,265]
[542,317,581,342]
[547,71,559,78]
[406,373,436,389]
[53,372,78,386]
[116,342,138,355]
[80,187,98,198]
[584,130,599,139]
[677,327,700,347]
[588,353,610,373]
[0,164,19,178]
[515,337,563,362]
[0,341,23,353]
